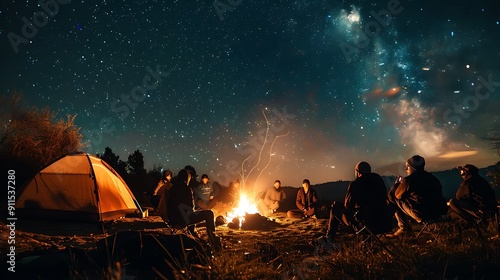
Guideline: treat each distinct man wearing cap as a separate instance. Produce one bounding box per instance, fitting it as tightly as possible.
[387,155,448,237]
[194,174,216,210]
[194,173,233,219]
[449,164,498,224]
[319,161,392,246]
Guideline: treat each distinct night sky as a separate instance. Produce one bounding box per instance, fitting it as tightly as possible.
[1,0,499,190]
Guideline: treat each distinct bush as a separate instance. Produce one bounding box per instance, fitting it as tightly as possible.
[0,92,83,186]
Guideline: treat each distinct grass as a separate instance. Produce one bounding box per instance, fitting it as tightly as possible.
[178,220,500,280]
[129,219,500,280]
[326,223,499,280]
[8,217,500,279]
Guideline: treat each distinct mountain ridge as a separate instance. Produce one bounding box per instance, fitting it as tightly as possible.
[279,165,499,205]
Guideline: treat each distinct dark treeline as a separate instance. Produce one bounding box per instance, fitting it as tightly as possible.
[97,147,162,206]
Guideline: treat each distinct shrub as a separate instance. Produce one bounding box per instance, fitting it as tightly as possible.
[0,92,83,185]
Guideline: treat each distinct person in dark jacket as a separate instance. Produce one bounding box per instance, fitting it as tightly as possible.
[319,162,392,245]
[166,169,221,250]
[194,174,216,210]
[449,164,498,224]
[387,155,448,237]
[287,179,318,218]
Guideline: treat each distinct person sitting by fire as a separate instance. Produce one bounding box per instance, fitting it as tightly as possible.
[194,174,233,219]
[166,169,222,251]
[387,155,448,237]
[287,179,318,219]
[194,174,216,210]
[153,169,172,211]
[220,178,241,206]
[317,162,392,247]
[449,164,498,225]
[258,179,287,216]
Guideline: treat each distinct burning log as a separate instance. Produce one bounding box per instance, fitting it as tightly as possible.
[227,213,275,230]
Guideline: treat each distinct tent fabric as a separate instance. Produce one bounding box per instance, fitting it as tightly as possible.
[16,152,141,222]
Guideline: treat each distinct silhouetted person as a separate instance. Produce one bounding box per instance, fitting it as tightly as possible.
[319,162,392,245]
[184,165,199,190]
[387,155,448,237]
[166,169,221,250]
[449,164,498,224]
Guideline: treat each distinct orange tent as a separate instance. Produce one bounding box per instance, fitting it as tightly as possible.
[16,152,142,222]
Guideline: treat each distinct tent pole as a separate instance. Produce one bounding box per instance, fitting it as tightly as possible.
[85,153,104,224]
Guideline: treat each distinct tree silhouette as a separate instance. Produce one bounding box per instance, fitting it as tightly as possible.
[484,129,500,158]
[127,149,146,175]
[483,129,500,189]
[98,147,127,177]
[486,161,500,189]
[148,164,163,179]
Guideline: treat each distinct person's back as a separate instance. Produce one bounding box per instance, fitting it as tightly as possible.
[167,170,194,226]
[319,161,390,246]
[345,172,390,234]
[403,170,447,220]
[156,182,173,221]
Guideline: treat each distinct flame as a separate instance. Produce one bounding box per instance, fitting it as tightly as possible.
[226,192,259,228]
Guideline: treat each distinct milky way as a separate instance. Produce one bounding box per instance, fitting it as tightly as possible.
[1,0,499,190]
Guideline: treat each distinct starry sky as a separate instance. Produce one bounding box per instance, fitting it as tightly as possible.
[1,0,499,190]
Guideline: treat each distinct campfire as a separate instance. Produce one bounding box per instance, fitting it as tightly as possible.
[226,193,259,228]
[225,193,272,230]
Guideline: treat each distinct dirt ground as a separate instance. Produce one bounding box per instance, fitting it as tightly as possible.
[2,211,500,279]
[1,211,329,277]
[1,212,326,251]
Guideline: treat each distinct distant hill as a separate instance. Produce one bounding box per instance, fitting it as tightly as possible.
[280,165,499,206]
[429,166,499,200]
